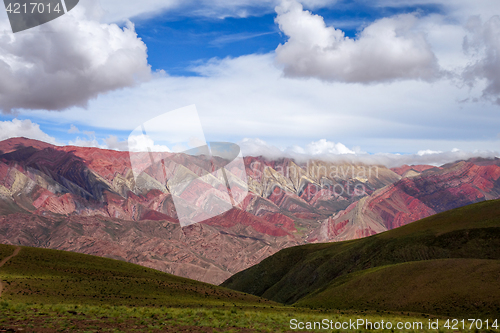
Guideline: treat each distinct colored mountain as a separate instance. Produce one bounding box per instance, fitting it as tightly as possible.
[1,137,500,285]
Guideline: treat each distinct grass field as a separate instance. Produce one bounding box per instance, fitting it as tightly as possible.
[0,299,482,332]
[222,199,500,317]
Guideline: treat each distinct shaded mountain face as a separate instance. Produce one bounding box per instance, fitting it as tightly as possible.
[0,137,500,284]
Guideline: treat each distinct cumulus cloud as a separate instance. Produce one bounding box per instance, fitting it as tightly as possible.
[68,137,101,148]
[0,4,151,113]
[462,15,500,105]
[68,125,80,134]
[66,133,171,152]
[274,0,442,83]
[238,138,286,159]
[239,138,499,167]
[104,135,129,151]
[417,149,443,156]
[239,138,363,161]
[68,131,101,148]
[0,118,58,144]
[127,135,171,153]
[287,139,355,155]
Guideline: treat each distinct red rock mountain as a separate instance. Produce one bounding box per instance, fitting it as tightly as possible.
[1,138,499,284]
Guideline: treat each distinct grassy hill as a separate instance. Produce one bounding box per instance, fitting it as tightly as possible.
[296,258,500,317]
[222,198,500,316]
[0,244,273,308]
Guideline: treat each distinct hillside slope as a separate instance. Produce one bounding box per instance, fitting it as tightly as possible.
[222,199,500,316]
[295,258,500,317]
[0,244,274,308]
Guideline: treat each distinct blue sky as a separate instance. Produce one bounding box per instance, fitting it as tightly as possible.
[0,0,499,165]
[134,14,284,75]
[133,1,445,74]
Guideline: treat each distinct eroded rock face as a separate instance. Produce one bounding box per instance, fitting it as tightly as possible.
[1,137,499,284]
[0,211,300,284]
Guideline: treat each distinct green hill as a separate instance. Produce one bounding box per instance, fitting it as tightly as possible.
[0,244,273,308]
[296,258,500,317]
[222,199,500,316]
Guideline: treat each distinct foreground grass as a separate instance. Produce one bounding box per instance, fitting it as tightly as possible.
[0,300,481,333]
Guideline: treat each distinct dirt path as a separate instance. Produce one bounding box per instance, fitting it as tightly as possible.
[0,246,21,297]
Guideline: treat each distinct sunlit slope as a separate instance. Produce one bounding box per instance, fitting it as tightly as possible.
[0,244,275,308]
[222,198,500,316]
[296,258,500,317]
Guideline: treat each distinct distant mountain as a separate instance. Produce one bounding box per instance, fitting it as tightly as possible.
[222,199,500,317]
[309,159,500,242]
[1,137,499,285]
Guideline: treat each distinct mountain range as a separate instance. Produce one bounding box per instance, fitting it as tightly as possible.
[1,137,499,284]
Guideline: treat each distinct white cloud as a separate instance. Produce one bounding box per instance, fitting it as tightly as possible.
[68,124,80,134]
[290,139,355,155]
[127,135,171,152]
[239,138,499,167]
[0,3,151,112]
[374,0,500,23]
[104,135,129,151]
[68,131,101,148]
[0,119,58,144]
[98,0,180,22]
[63,133,170,152]
[97,0,336,23]
[210,32,277,47]
[238,138,285,158]
[462,15,500,104]
[68,137,101,148]
[274,0,442,83]
[417,149,442,156]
